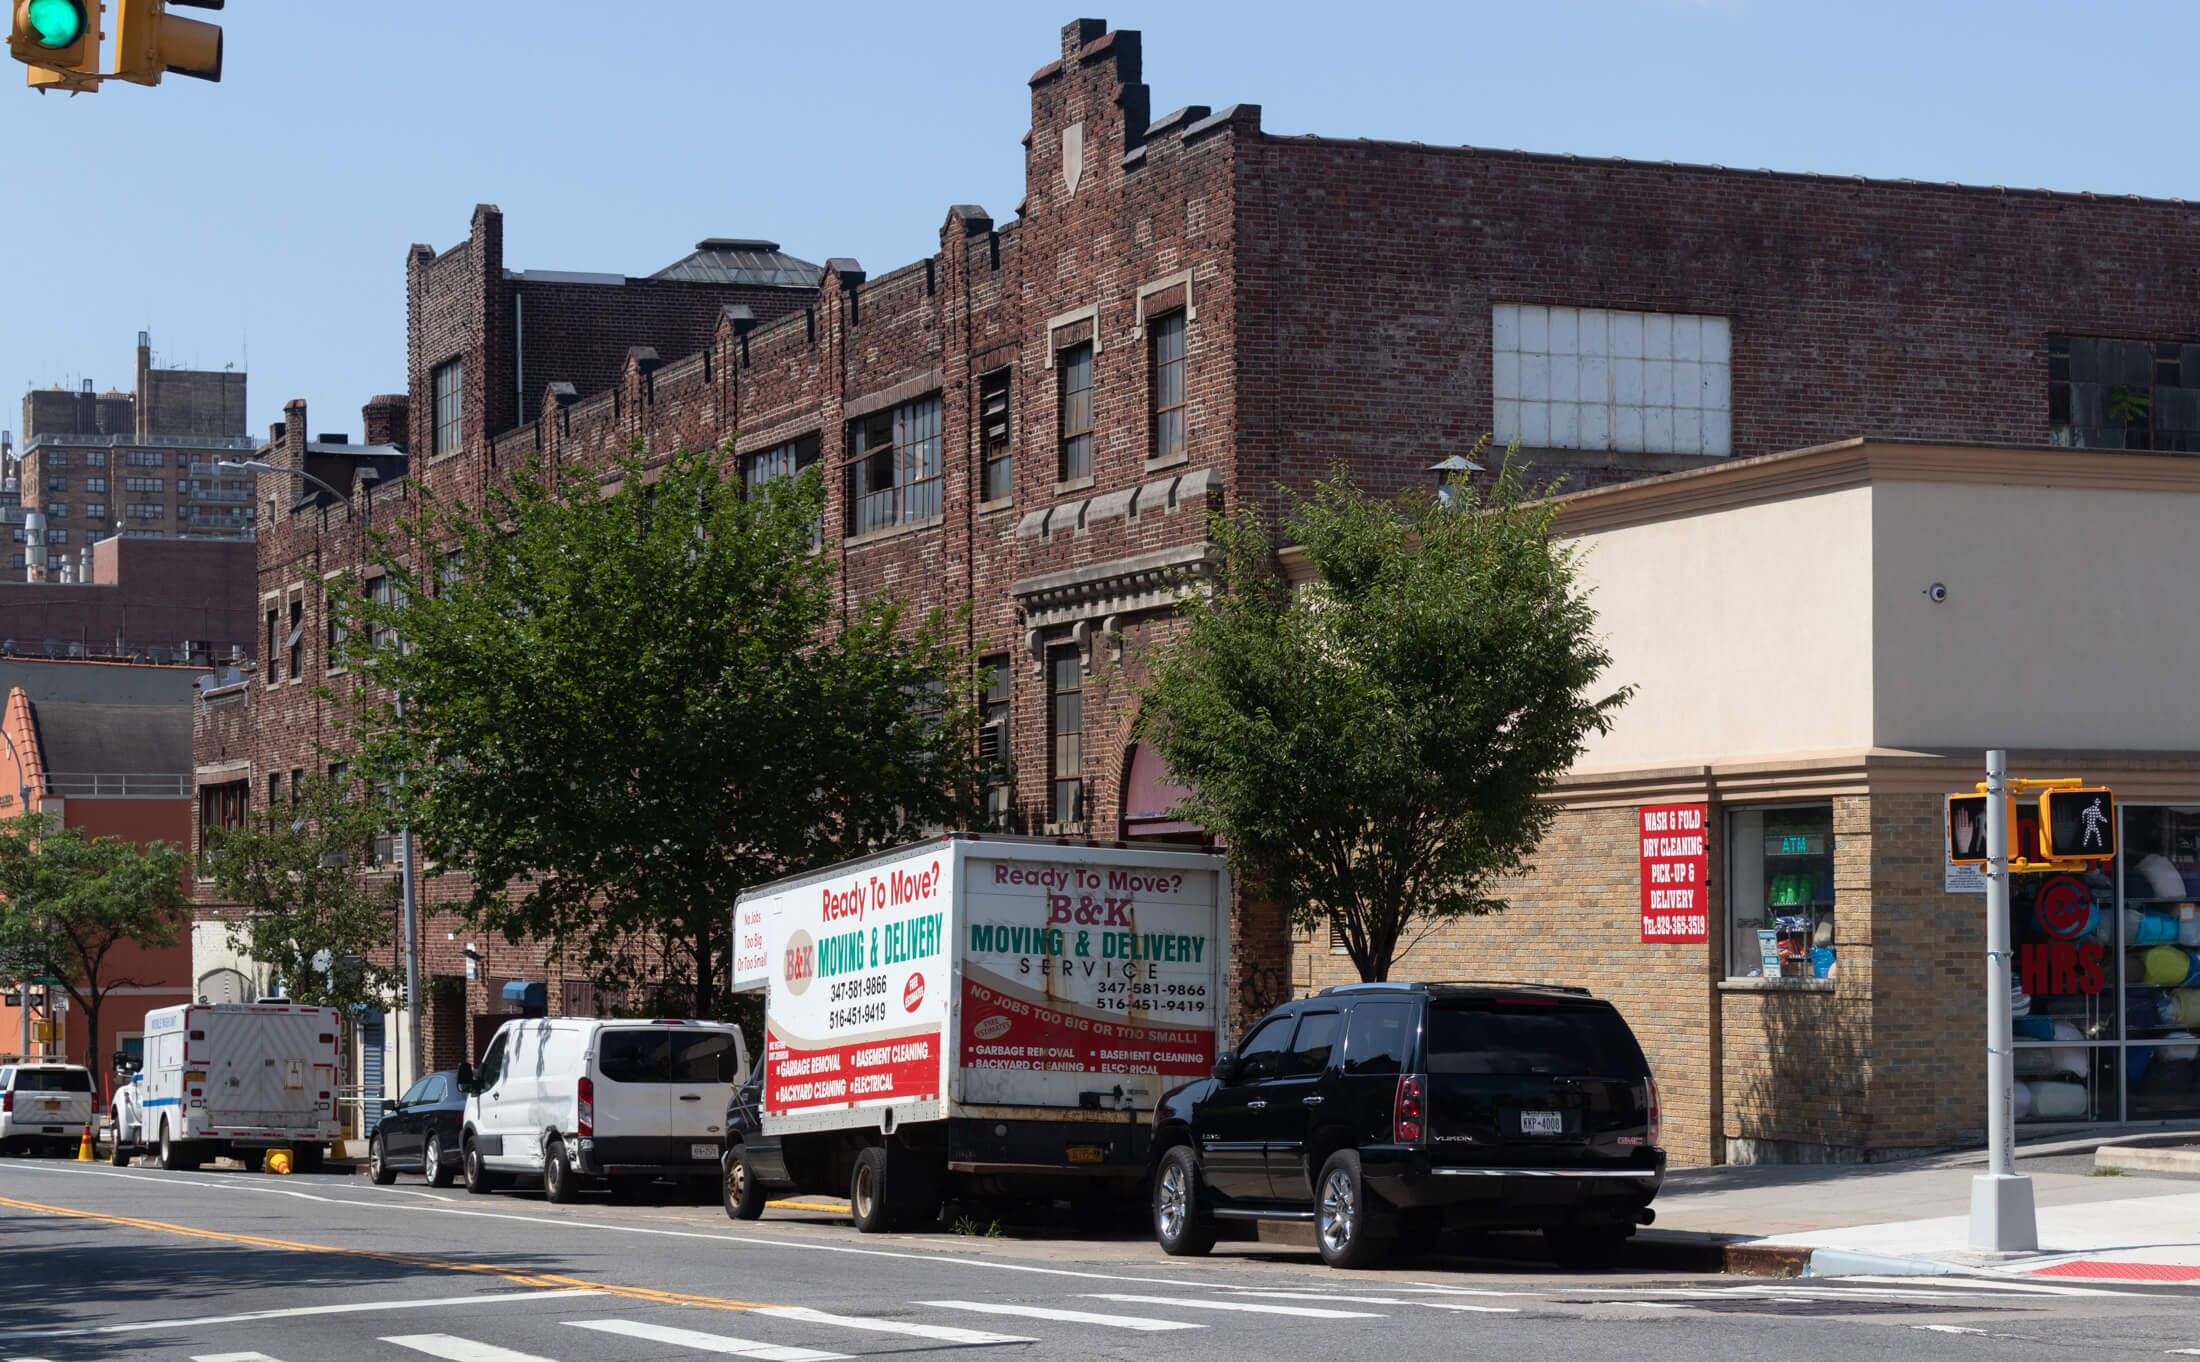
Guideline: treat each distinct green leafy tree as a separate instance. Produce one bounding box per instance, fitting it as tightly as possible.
[1138,453,1631,982]
[0,813,192,1071]
[199,774,402,1014]
[334,443,986,1017]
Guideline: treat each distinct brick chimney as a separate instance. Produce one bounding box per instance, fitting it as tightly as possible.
[362,394,408,451]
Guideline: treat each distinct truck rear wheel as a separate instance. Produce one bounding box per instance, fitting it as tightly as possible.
[238,1148,267,1173]
[293,1144,325,1175]
[158,1122,201,1173]
[107,1119,130,1166]
[849,1146,897,1234]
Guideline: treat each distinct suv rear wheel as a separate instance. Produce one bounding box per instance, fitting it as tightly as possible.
[1153,1146,1217,1257]
[1314,1150,1390,1269]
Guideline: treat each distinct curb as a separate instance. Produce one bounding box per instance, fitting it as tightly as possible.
[2094,1144,2200,1175]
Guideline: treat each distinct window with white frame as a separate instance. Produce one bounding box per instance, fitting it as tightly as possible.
[1492,305,1732,458]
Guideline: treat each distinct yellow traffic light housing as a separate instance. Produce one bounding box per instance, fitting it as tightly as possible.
[12,0,101,90]
[113,0,218,85]
[2039,786,2116,862]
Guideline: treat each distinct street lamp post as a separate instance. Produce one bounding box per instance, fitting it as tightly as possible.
[218,459,422,1092]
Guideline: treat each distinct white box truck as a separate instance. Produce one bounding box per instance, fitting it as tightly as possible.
[727,833,1229,1231]
[121,1002,342,1172]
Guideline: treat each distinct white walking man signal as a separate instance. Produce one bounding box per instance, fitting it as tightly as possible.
[2080,799,2110,851]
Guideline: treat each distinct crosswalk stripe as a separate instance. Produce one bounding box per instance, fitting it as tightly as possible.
[916,1299,1205,1331]
[1082,1293,1385,1319]
[749,1306,1033,1345]
[1219,1290,1517,1313]
[381,1336,558,1362]
[565,1319,849,1361]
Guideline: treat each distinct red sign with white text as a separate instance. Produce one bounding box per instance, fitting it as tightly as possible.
[764,1027,942,1112]
[1640,803,1709,943]
[959,980,1216,1078]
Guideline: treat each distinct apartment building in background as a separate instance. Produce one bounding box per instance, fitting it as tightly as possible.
[17,333,258,569]
[199,18,2200,1152]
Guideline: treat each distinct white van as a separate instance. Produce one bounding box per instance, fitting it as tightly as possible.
[0,1063,96,1156]
[458,1017,747,1203]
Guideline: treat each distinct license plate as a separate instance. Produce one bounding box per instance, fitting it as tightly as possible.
[1066,1144,1104,1164]
[41,1101,59,1111]
[690,1143,718,1161]
[1520,1110,1564,1135]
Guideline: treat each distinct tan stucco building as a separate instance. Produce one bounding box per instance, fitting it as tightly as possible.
[1293,440,2200,1165]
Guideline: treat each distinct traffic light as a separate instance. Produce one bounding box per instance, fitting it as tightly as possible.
[11,0,99,87]
[2039,787,2116,862]
[1948,793,1990,865]
[113,0,218,84]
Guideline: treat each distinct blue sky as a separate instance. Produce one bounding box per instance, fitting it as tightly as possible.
[9,1,2194,443]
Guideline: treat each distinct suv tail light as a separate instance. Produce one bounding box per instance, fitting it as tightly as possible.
[1644,1075,1661,1146]
[1394,1074,1425,1144]
[1,1090,11,1114]
[576,1075,594,1138]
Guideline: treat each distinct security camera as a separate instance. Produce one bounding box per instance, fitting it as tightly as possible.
[1926,583,1948,603]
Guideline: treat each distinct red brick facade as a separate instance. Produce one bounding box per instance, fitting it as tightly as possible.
[197,17,2200,1081]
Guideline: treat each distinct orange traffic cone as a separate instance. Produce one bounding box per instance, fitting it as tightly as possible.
[76,1123,94,1162]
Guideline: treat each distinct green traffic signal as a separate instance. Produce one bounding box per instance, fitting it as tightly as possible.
[24,0,87,49]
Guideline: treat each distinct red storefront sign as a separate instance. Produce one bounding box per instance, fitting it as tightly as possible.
[1640,802,1708,943]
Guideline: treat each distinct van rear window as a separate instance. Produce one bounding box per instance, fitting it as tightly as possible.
[1426,1002,1646,1077]
[598,1030,740,1085]
[10,1069,92,1092]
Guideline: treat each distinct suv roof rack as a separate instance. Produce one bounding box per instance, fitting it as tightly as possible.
[1316,980,1595,998]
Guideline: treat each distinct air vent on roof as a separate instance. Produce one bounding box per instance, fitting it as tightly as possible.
[697,238,779,252]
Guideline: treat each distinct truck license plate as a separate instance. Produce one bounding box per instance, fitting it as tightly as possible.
[1520,1110,1564,1135]
[690,1143,718,1161]
[41,1101,59,1111]
[1066,1144,1104,1164]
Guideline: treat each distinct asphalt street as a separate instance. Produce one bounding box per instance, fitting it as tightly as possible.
[2,1157,2199,1362]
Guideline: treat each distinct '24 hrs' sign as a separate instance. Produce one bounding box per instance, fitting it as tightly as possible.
[1641,803,1708,944]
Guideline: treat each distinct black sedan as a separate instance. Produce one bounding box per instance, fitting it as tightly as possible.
[367,1070,465,1186]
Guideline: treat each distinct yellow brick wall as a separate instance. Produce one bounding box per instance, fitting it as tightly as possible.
[1290,805,1721,1166]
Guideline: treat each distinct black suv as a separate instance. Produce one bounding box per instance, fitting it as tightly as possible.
[1149,982,1663,1269]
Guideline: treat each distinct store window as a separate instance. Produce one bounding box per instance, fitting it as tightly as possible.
[1725,804,1835,980]
[2012,804,2200,1125]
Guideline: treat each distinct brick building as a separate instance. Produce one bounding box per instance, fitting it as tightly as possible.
[0,535,256,665]
[199,17,2200,1142]
[0,658,199,1087]
[17,332,258,563]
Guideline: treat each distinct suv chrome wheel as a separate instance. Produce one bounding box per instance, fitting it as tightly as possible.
[1152,1145,1217,1256]
[1157,1158,1192,1240]
[1317,1166,1356,1255]
[1313,1150,1388,1268]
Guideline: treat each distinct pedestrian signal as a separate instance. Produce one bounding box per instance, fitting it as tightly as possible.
[2039,787,2115,862]
[1948,793,1990,865]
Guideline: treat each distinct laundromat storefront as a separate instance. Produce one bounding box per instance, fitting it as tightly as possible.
[2012,803,2200,1125]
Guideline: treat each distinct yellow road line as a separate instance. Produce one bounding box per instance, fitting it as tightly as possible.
[0,1195,770,1312]
[764,1199,851,1213]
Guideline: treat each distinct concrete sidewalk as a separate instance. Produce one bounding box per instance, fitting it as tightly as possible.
[1645,1140,2200,1282]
